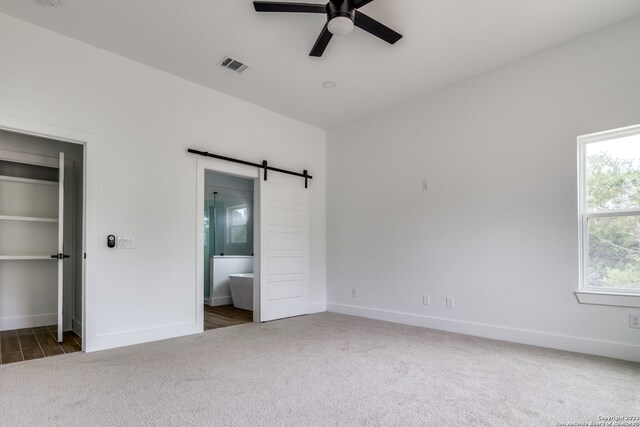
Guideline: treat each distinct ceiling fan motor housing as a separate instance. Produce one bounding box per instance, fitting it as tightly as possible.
[327,0,355,20]
[327,0,355,35]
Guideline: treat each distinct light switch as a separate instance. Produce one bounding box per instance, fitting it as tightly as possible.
[117,237,135,249]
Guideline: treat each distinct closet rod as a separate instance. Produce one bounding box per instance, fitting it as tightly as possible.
[187,149,313,188]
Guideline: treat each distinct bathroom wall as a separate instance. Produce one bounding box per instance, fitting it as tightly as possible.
[207,194,254,257]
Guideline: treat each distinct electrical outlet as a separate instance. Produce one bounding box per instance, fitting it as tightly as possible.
[351,288,357,298]
[422,295,430,306]
[446,296,454,308]
[630,313,640,329]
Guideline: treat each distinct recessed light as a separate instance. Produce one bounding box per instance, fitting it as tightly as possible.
[322,81,337,89]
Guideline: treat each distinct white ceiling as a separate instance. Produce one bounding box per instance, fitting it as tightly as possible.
[1,1,639,129]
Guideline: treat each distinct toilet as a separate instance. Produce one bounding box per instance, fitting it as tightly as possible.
[228,273,253,311]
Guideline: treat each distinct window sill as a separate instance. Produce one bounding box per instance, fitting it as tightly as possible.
[575,291,640,308]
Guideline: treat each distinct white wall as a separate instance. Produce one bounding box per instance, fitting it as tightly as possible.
[0,13,326,351]
[327,15,640,362]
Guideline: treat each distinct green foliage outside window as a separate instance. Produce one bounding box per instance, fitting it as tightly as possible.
[586,152,640,290]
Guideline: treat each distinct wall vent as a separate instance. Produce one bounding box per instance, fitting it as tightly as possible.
[219,56,249,74]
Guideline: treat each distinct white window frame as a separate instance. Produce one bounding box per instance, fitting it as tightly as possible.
[576,124,640,308]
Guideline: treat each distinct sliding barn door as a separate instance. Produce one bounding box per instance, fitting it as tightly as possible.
[259,172,310,322]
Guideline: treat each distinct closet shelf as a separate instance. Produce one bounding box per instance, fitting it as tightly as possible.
[0,175,57,186]
[0,215,58,223]
[0,255,55,260]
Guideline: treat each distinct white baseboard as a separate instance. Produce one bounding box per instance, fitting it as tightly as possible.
[205,298,326,313]
[309,302,326,314]
[204,296,233,306]
[0,313,57,331]
[326,302,640,363]
[210,296,233,306]
[88,321,201,352]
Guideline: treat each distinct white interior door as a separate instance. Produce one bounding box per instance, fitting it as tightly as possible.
[259,172,310,322]
[56,152,64,342]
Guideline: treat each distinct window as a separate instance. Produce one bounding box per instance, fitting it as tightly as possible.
[578,124,640,296]
[227,204,248,244]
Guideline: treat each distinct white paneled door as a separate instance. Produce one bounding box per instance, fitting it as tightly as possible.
[259,172,310,322]
[56,152,65,342]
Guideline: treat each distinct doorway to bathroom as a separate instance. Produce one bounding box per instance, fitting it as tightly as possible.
[194,150,311,329]
[203,170,255,330]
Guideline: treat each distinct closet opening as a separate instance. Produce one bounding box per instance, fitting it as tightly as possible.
[0,129,84,364]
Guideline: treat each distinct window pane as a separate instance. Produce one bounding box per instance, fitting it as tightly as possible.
[231,226,247,243]
[230,207,247,226]
[585,134,640,212]
[587,215,640,290]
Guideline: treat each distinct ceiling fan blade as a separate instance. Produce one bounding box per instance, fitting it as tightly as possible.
[309,23,333,57]
[354,10,402,44]
[253,1,326,13]
[353,0,376,8]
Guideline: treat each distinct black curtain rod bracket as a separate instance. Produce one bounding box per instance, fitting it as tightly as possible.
[188,148,312,188]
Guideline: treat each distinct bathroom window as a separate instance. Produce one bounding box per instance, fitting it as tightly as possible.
[578,125,640,296]
[227,204,248,244]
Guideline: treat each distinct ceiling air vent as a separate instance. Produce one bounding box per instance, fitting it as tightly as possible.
[219,56,249,74]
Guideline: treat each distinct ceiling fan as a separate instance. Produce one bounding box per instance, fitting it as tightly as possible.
[253,0,403,57]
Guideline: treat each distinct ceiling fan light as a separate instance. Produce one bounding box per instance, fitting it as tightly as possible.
[327,16,354,36]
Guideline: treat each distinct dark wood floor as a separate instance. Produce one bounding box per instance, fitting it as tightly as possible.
[204,305,253,330]
[0,325,81,365]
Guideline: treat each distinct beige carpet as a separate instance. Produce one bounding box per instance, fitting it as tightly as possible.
[1,312,638,426]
